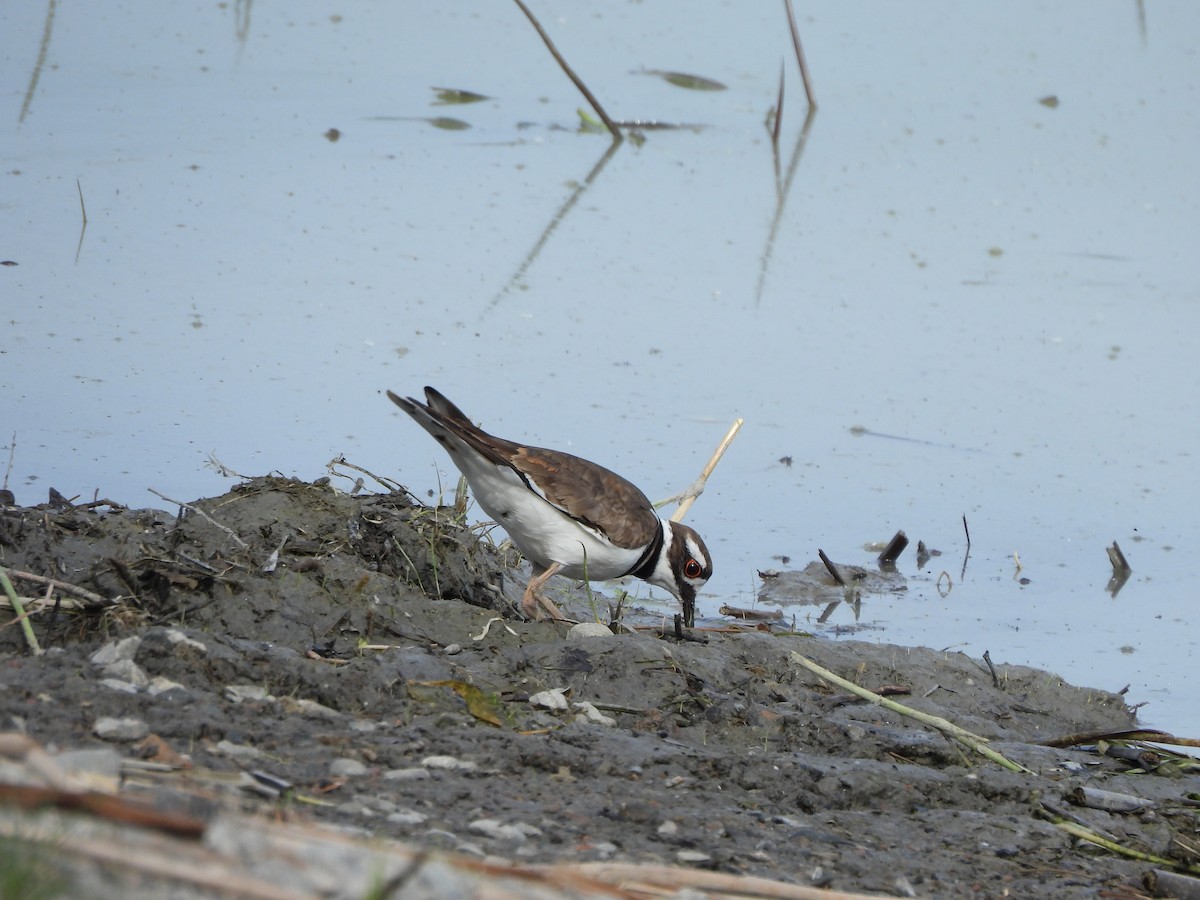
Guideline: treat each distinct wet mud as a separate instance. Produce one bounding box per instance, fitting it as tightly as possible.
[1,477,1196,898]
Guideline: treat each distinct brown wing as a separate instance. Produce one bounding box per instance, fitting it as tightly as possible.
[509,446,659,550]
[389,387,659,550]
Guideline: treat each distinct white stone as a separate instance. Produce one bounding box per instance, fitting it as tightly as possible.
[421,755,477,772]
[384,767,432,781]
[468,819,541,842]
[98,678,140,694]
[573,701,616,726]
[164,629,207,653]
[93,717,149,741]
[567,623,613,640]
[225,684,272,703]
[528,688,569,711]
[102,658,148,687]
[387,810,428,826]
[89,636,141,667]
[146,676,187,696]
[329,758,367,777]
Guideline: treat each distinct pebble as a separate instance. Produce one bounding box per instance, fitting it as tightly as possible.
[468,819,542,842]
[387,810,428,826]
[281,697,341,720]
[528,688,569,711]
[588,841,619,860]
[93,717,149,741]
[443,643,462,655]
[421,755,477,772]
[215,740,265,761]
[566,623,613,640]
[101,658,149,687]
[98,679,140,695]
[676,849,712,865]
[573,701,615,726]
[146,676,187,696]
[89,636,141,667]
[329,758,367,777]
[163,629,207,653]
[384,767,432,781]
[225,685,272,704]
[657,820,679,837]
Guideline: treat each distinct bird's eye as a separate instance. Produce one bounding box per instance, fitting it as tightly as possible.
[684,559,703,579]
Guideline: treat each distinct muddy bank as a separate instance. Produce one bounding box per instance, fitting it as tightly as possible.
[1,477,1197,898]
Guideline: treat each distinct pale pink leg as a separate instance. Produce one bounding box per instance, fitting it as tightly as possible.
[522,562,566,620]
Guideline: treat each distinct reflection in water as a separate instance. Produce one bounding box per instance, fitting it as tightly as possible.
[74,178,88,264]
[490,137,622,309]
[18,0,56,124]
[234,0,253,49]
[757,107,817,304]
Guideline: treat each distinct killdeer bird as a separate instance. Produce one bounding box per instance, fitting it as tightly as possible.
[388,387,712,623]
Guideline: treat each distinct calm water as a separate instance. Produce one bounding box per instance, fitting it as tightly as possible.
[4,2,1198,733]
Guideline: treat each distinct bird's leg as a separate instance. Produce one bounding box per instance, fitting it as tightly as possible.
[523,562,566,620]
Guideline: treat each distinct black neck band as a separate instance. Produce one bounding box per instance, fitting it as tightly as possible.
[628,520,666,580]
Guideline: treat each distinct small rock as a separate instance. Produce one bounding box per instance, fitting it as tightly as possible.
[421,755,477,772]
[468,819,541,842]
[280,697,340,719]
[55,747,123,781]
[444,643,462,655]
[657,820,679,837]
[225,685,272,704]
[384,767,432,781]
[330,758,367,777]
[676,849,712,866]
[101,658,149,687]
[146,676,187,696]
[90,636,142,667]
[215,740,265,761]
[387,810,429,826]
[528,688,569,711]
[93,717,149,741]
[588,841,619,860]
[573,701,615,726]
[98,679,140,695]
[567,623,613,640]
[164,629,207,653]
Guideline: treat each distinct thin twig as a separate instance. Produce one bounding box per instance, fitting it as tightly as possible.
[789,651,1035,774]
[2,431,15,491]
[1053,820,1200,874]
[817,549,845,586]
[147,487,249,549]
[511,0,621,140]
[326,455,407,495]
[982,650,1000,689]
[3,570,109,606]
[962,515,971,546]
[667,418,744,523]
[782,0,817,110]
[0,568,42,655]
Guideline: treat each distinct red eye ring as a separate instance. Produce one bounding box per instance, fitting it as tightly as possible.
[684,559,703,579]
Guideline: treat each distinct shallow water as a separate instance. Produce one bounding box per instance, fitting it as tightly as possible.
[4,2,1198,733]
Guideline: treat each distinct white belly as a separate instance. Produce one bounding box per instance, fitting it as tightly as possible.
[463,464,641,580]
